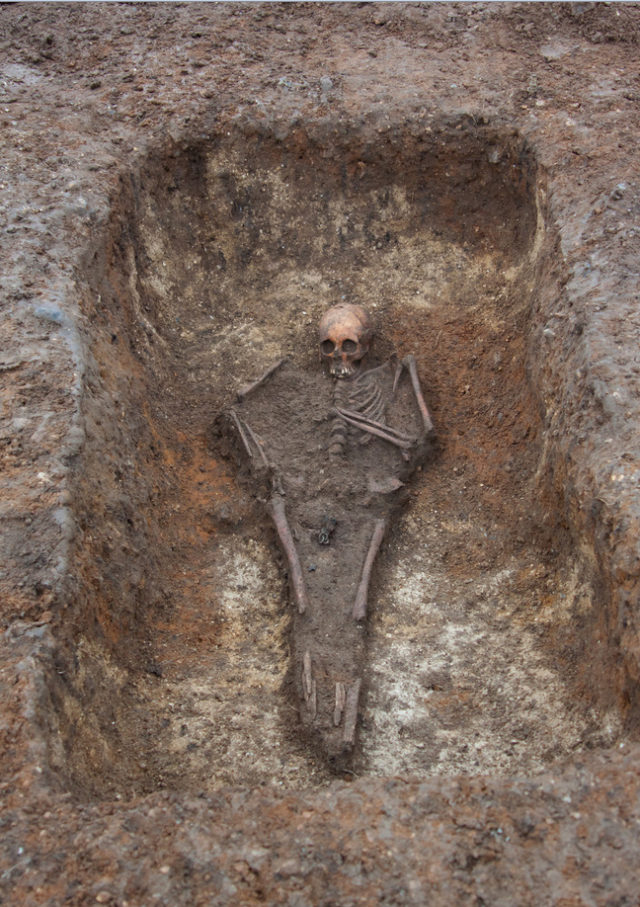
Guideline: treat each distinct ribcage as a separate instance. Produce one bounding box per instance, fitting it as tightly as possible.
[329,370,387,459]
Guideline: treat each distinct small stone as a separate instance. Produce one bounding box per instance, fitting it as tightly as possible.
[95,893,111,904]
[274,858,300,878]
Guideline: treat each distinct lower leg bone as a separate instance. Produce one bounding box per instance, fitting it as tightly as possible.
[342,679,362,746]
[303,651,313,698]
[302,650,317,718]
[271,495,309,614]
[334,682,346,727]
[352,518,387,620]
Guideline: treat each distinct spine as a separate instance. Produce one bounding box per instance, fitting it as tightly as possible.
[329,380,350,458]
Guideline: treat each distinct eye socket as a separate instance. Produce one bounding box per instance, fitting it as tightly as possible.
[342,339,358,353]
[321,339,336,355]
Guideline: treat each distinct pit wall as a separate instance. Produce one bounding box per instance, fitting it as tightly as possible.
[43,116,631,793]
[43,175,178,795]
[528,184,640,730]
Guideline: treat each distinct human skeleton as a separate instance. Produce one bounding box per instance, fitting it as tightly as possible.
[226,303,434,766]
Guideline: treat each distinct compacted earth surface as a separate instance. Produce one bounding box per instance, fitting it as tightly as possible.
[2,3,640,904]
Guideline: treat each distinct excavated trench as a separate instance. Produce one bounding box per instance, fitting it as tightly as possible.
[48,119,626,798]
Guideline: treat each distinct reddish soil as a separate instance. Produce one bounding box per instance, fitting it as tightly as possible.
[1,3,640,904]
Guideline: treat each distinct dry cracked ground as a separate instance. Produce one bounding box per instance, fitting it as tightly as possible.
[1,2,640,905]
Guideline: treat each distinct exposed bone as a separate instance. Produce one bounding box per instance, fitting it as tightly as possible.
[241,420,270,469]
[368,389,386,421]
[333,682,346,726]
[352,518,387,620]
[329,436,347,459]
[350,385,380,410]
[270,495,309,614]
[333,377,352,408]
[229,409,271,469]
[329,380,351,458]
[329,414,349,458]
[302,652,317,718]
[352,372,381,394]
[340,417,411,449]
[309,679,317,719]
[229,409,254,460]
[349,374,387,447]
[367,476,404,494]
[237,357,287,400]
[334,407,415,449]
[342,679,362,746]
[319,304,373,379]
[361,390,386,446]
[303,650,313,697]
[353,360,393,384]
[350,378,375,398]
[403,354,434,434]
[356,391,384,429]
[335,407,415,442]
[393,359,405,395]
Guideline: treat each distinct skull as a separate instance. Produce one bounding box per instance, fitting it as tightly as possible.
[318,304,373,379]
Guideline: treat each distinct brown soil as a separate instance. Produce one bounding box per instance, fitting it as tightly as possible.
[1,3,640,904]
